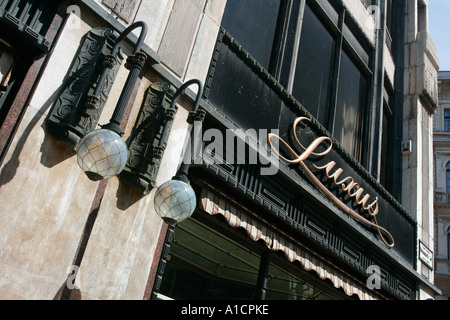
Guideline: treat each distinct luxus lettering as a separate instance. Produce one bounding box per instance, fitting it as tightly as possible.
[268,117,395,248]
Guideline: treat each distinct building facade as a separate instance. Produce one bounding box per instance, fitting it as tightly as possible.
[434,71,450,299]
[0,0,441,300]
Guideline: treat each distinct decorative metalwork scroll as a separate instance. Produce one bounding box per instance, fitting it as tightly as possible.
[46,27,123,150]
[119,83,176,194]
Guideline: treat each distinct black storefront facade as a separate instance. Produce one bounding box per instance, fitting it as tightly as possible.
[149,0,438,300]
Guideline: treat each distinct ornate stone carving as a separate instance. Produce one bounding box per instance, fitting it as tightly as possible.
[46,27,123,150]
[119,83,175,194]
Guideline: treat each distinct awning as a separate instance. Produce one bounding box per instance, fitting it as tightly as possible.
[199,186,379,300]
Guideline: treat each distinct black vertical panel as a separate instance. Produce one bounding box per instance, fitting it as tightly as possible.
[207,37,282,132]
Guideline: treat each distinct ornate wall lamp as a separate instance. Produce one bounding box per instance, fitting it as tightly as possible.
[153,79,206,225]
[118,82,175,194]
[46,27,124,149]
[76,21,148,181]
[46,17,205,224]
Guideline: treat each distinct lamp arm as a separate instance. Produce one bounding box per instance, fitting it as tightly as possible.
[110,21,148,56]
[100,22,149,135]
[168,79,204,184]
[91,22,148,101]
[168,79,203,113]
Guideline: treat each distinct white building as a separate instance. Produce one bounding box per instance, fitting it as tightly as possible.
[434,70,450,299]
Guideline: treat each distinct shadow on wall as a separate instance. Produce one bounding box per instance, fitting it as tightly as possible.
[116,177,146,210]
[0,25,93,187]
[0,83,72,189]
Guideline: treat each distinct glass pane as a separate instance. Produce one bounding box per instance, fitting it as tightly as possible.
[158,219,260,300]
[266,263,335,300]
[316,0,339,26]
[448,228,450,260]
[221,0,281,70]
[380,108,391,191]
[445,110,450,131]
[343,24,370,66]
[334,50,367,161]
[292,3,335,126]
[447,167,450,193]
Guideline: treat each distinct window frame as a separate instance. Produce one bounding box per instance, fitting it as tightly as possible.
[380,94,394,192]
[288,0,374,163]
[446,162,450,194]
[448,227,450,261]
[444,109,450,132]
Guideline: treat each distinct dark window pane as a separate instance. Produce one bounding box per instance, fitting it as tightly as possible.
[445,110,450,131]
[316,0,339,26]
[158,219,260,300]
[292,4,335,126]
[266,262,336,300]
[448,228,450,260]
[380,106,392,191]
[447,163,450,193]
[334,51,367,160]
[343,24,370,66]
[221,0,281,70]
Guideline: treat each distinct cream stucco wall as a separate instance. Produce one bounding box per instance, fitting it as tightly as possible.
[0,0,226,299]
[0,12,102,300]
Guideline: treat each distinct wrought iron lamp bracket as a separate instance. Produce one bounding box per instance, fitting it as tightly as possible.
[119,82,176,194]
[46,27,124,150]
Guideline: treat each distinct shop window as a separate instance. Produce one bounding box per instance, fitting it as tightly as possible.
[265,262,335,300]
[156,216,352,300]
[158,218,261,300]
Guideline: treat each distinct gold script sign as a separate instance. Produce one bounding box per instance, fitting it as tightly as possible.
[268,117,395,248]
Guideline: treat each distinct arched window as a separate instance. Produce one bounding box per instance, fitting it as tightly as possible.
[446,163,450,193]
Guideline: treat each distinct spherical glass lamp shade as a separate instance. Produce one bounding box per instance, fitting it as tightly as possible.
[76,129,128,181]
[154,180,197,225]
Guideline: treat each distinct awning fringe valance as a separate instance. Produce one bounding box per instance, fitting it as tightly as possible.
[199,187,378,300]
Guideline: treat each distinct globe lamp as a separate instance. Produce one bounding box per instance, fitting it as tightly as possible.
[76,129,128,181]
[153,180,197,225]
